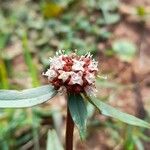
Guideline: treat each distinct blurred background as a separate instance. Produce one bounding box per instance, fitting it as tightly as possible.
[0,0,150,149]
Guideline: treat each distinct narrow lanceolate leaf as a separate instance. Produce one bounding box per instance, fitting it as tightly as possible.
[46,130,64,150]
[90,98,150,128]
[0,85,57,108]
[68,94,87,139]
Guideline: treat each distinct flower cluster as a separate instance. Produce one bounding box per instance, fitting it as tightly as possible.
[43,50,98,96]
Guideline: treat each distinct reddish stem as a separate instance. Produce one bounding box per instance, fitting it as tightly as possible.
[66,106,74,150]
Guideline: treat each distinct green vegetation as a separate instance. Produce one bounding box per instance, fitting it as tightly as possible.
[0,0,150,149]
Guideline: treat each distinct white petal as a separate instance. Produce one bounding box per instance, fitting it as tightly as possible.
[57,86,67,95]
[50,56,66,70]
[88,60,98,71]
[43,69,57,81]
[72,59,85,71]
[85,72,96,84]
[69,72,83,85]
[58,71,72,82]
[84,86,97,97]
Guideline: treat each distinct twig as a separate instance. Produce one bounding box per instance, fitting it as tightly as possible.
[131,70,146,119]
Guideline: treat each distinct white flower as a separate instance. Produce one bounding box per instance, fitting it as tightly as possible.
[84,85,97,97]
[50,56,66,70]
[44,51,99,94]
[85,52,93,58]
[43,69,57,81]
[69,72,83,85]
[88,60,98,71]
[58,71,72,82]
[57,86,67,95]
[85,72,96,84]
[72,59,85,71]
[56,50,65,56]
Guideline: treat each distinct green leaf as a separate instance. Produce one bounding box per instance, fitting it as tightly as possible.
[103,13,120,25]
[0,85,57,108]
[42,2,64,18]
[46,129,64,150]
[136,6,146,17]
[133,136,144,150]
[124,127,135,150]
[68,94,87,139]
[0,33,10,50]
[112,40,137,62]
[90,98,150,128]
[98,0,119,11]
[22,33,39,87]
[0,58,9,89]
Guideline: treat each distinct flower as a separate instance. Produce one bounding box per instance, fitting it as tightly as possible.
[43,69,57,81]
[50,56,66,70]
[43,50,98,96]
[88,60,98,71]
[58,71,72,82]
[69,72,83,85]
[85,72,96,84]
[84,85,97,97]
[72,59,85,71]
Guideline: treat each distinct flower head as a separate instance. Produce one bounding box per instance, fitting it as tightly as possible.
[43,50,98,96]
[72,59,85,71]
[85,72,96,84]
[43,69,57,81]
[50,56,66,70]
[58,71,72,82]
[69,72,83,85]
